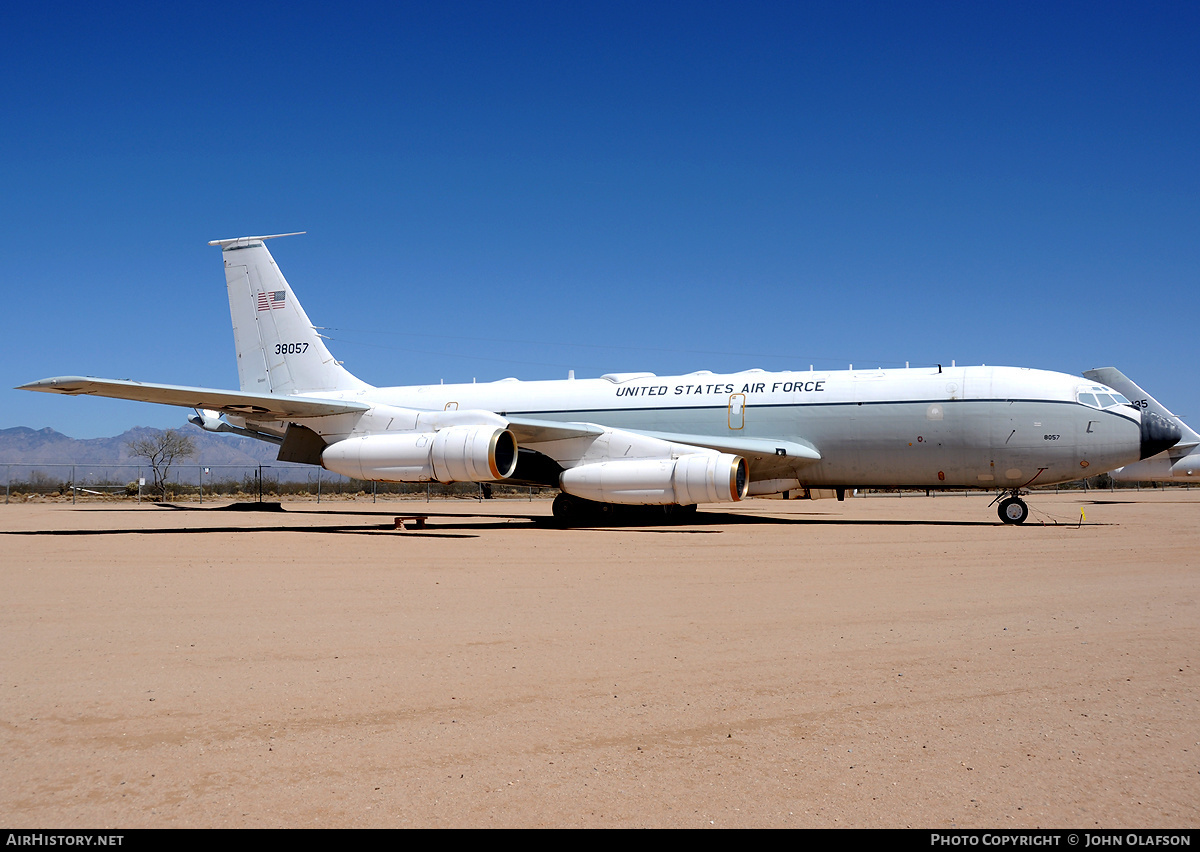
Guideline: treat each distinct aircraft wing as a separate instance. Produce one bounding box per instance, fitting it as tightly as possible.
[626,430,821,463]
[502,416,607,442]
[20,377,821,481]
[17,376,370,420]
[504,416,819,460]
[502,416,820,481]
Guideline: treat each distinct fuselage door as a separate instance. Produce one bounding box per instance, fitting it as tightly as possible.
[728,393,746,430]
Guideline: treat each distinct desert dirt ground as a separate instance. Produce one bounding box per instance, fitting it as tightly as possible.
[1,491,1197,828]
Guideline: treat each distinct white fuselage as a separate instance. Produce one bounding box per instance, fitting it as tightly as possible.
[252,363,1143,492]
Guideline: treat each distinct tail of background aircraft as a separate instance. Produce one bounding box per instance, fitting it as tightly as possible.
[1084,367,1199,481]
[1083,367,1200,445]
[209,233,371,395]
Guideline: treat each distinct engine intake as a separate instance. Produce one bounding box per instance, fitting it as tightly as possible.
[322,427,518,483]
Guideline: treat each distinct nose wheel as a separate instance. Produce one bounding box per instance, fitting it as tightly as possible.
[997,495,1029,525]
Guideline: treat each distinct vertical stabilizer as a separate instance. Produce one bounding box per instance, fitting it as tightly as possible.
[209,234,371,395]
[1083,367,1200,446]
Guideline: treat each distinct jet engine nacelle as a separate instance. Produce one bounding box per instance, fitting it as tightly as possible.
[559,453,748,505]
[321,426,518,483]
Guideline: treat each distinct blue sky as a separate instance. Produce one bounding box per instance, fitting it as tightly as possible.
[3,1,1197,438]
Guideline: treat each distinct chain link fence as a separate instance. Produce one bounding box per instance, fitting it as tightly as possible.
[1,463,546,504]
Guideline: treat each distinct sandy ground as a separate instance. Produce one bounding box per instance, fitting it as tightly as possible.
[1,491,1197,829]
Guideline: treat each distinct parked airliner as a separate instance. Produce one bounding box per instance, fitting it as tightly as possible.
[19,233,1180,524]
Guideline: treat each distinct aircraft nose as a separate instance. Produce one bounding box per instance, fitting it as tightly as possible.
[1140,410,1182,460]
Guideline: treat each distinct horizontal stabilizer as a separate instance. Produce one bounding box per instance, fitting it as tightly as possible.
[207,232,306,249]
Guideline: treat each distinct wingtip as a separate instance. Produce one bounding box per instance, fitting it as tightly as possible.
[16,376,90,394]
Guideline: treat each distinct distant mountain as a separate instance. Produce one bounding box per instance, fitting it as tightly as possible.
[0,425,315,479]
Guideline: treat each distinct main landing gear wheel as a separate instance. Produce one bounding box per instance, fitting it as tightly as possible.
[551,493,697,527]
[552,493,611,526]
[552,492,585,525]
[997,496,1029,525]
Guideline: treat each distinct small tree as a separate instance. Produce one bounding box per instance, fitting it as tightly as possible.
[127,429,196,501]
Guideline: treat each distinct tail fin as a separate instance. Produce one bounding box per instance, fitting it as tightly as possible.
[1083,367,1200,446]
[209,234,371,395]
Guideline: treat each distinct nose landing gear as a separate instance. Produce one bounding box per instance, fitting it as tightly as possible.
[994,492,1029,524]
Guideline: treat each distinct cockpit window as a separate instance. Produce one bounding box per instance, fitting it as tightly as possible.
[1077,387,1131,410]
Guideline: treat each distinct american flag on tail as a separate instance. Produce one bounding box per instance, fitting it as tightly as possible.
[257,290,286,311]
